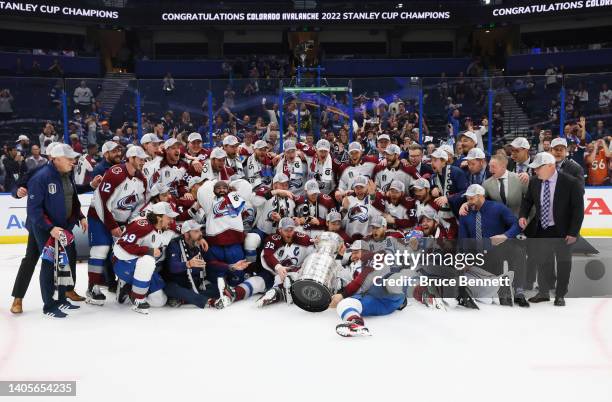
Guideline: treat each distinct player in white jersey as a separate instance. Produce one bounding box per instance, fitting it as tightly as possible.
[141,133,164,187]
[341,175,381,241]
[244,140,275,191]
[334,141,378,201]
[371,179,418,232]
[372,144,421,192]
[222,135,245,178]
[303,139,340,195]
[201,147,235,182]
[86,146,149,306]
[149,138,190,197]
[274,139,307,196]
[245,172,296,261]
[113,202,177,314]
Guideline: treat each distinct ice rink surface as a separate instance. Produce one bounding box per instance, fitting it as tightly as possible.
[0,243,611,402]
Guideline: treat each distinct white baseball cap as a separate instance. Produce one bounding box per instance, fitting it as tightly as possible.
[460,131,478,144]
[388,180,405,192]
[326,211,342,222]
[101,141,119,154]
[352,175,369,188]
[465,184,486,197]
[439,144,454,155]
[223,135,239,146]
[188,175,205,190]
[44,142,61,156]
[464,148,486,160]
[254,140,268,150]
[316,139,331,151]
[140,133,163,145]
[188,132,203,143]
[305,179,320,195]
[164,138,179,149]
[348,142,363,153]
[418,205,439,222]
[412,178,431,190]
[273,172,289,183]
[125,146,148,159]
[49,144,80,159]
[510,137,530,150]
[279,217,296,230]
[551,138,568,148]
[528,152,556,169]
[180,219,202,234]
[150,202,179,218]
[283,140,297,151]
[16,135,29,142]
[349,239,367,251]
[385,144,401,155]
[210,147,227,159]
[430,149,449,161]
[377,134,391,142]
[149,182,171,198]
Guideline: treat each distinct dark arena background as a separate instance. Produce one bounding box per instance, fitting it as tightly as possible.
[0,1,611,401]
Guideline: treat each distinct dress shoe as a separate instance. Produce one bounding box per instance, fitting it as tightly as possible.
[528,293,550,303]
[554,297,565,306]
[10,298,23,314]
[499,296,514,306]
[514,294,530,307]
[65,290,85,302]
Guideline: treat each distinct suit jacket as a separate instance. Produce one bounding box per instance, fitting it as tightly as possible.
[507,158,532,176]
[558,158,585,192]
[519,171,584,238]
[483,171,527,218]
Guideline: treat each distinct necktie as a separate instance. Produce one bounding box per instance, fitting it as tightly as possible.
[541,180,551,229]
[475,211,483,241]
[499,178,507,205]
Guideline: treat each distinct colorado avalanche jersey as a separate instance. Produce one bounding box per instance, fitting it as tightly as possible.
[343,195,381,240]
[260,232,313,274]
[372,163,420,192]
[244,153,275,191]
[113,218,163,261]
[337,156,378,192]
[251,187,296,235]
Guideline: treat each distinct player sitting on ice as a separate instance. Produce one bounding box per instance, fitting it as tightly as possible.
[215,217,314,309]
[330,231,421,337]
[113,202,178,314]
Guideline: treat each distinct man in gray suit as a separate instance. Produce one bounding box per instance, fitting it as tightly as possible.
[483,154,528,217]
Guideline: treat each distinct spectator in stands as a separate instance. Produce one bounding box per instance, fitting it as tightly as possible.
[15,135,30,156]
[0,89,14,120]
[545,64,559,90]
[73,80,94,114]
[97,121,113,146]
[49,80,63,110]
[598,83,612,114]
[39,122,58,155]
[3,145,26,193]
[47,59,63,77]
[25,145,46,172]
[592,120,610,140]
[584,139,611,186]
[162,72,175,93]
[70,134,83,154]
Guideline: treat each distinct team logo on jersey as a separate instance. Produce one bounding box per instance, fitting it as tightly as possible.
[348,205,369,223]
[137,218,148,226]
[111,166,122,175]
[117,194,139,211]
[212,198,242,218]
[48,183,57,194]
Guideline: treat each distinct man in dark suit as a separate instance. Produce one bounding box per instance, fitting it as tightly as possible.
[463,148,492,185]
[406,144,434,179]
[519,152,584,306]
[550,137,585,190]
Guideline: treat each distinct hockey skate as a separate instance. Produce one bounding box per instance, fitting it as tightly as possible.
[457,286,479,310]
[129,295,150,314]
[214,277,236,309]
[86,284,106,306]
[335,321,371,337]
[283,276,294,305]
[422,286,446,310]
[116,279,131,304]
[255,287,285,308]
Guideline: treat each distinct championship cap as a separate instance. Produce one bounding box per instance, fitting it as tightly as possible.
[125,146,148,159]
[348,142,363,153]
[464,148,486,160]
[551,138,568,148]
[439,144,455,156]
[164,138,179,149]
[273,172,289,183]
[326,211,342,223]
[49,144,80,159]
[44,142,61,156]
[140,133,163,145]
[188,175,205,190]
[465,184,486,197]
[350,240,368,251]
[149,182,171,198]
[305,179,320,195]
[180,219,202,234]
[418,205,439,222]
[316,139,331,151]
[369,215,387,228]
[188,132,202,143]
[385,144,401,155]
[101,141,119,154]
[377,134,391,142]
[510,137,530,150]
[388,180,405,192]
[150,201,179,218]
[279,217,296,230]
[254,140,268,150]
[412,178,431,190]
[16,135,29,142]
[352,175,369,188]
[460,131,478,144]
[210,147,227,159]
[223,135,239,146]
[283,140,297,151]
[528,152,556,169]
[430,149,449,161]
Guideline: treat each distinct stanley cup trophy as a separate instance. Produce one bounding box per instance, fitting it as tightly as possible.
[291,232,343,312]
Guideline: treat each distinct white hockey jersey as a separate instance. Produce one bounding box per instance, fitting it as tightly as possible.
[252,187,296,235]
[343,195,381,239]
[197,181,246,246]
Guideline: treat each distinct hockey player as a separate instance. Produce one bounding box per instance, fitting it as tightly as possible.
[293,179,337,237]
[372,144,420,192]
[141,133,164,185]
[74,143,99,186]
[149,138,190,197]
[222,135,245,178]
[113,202,177,314]
[244,140,275,191]
[244,172,296,261]
[185,132,211,163]
[215,217,315,309]
[334,141,378,201]
[201,147,235,181]
[86,146,149,306]
[303,139,340,195]
[274,140,307,196]
[340,176,381,241]
[372,180,418,232]
[91,141,122,178]
[162,220,215,308]
[325,211,352,246]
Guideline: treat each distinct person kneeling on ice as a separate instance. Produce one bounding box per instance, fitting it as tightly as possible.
[162,220,217,308]
[113,202,177,314]
[330,239,420,337]
[215,217,314,309]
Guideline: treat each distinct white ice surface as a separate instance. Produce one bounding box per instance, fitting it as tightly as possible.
[0,243,611,402]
